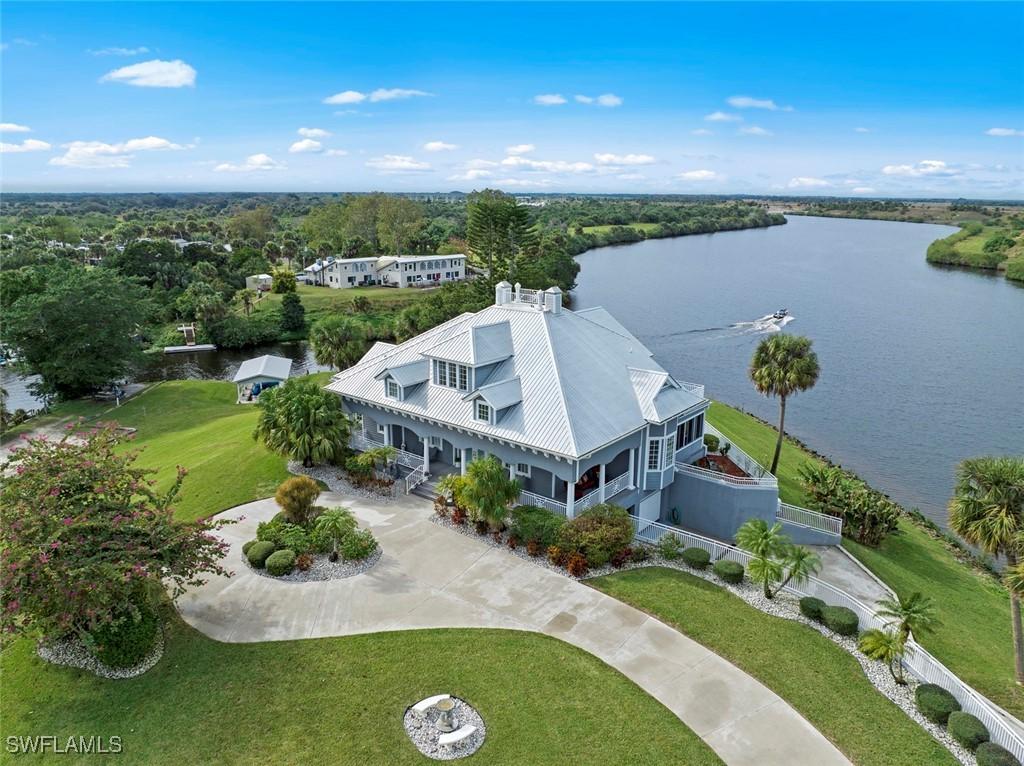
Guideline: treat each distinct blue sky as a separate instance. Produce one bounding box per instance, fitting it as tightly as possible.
[2,2,1022,197]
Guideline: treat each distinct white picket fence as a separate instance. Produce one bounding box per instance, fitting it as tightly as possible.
[777,501,844,537]
[630,516,1024,762]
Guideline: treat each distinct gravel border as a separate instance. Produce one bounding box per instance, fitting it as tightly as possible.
[289,461,399,503]
[403,696,486,760]
[431,514,976,766]
[243,546,382,582]
[37,628,165,679]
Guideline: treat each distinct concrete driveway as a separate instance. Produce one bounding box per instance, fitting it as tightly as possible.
[177,492,849,766]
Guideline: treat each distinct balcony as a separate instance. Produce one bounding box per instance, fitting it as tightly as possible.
[519,470,632,517]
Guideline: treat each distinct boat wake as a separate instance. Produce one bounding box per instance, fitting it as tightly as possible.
[643,313,794,344]
[730,313,795,335]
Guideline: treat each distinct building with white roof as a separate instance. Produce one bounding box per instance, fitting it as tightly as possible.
[233,355,292,403]
[327,282,835,543]
[301,254,467,289]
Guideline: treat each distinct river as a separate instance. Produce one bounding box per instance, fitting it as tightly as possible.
[572,215,1024,527]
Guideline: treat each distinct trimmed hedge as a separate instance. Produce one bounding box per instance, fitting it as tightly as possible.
[242,540,257,556]
[89,602,159,669]
[246,540,276,569]
[821,605,859,636]
[681,547,711,570]
[799,596,826,622]
[948,711,989,751]
[265,549,296,576]
[713,559,744,584]
[977,742,1022,766]
[914,683,961,725]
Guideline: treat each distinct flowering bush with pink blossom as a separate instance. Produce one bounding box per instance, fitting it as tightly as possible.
[0,423,232,648]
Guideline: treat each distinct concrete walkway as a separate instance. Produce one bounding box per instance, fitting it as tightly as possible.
[178,492,849,766]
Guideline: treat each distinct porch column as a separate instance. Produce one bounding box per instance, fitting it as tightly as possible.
[599,463,606,502]
[566,481,576,519]
[551,473,556,497]
[383,425,391,447]
[628,448,636,489]
[509,463,515,480]
[423,439,430,476]
[461,448,470,476]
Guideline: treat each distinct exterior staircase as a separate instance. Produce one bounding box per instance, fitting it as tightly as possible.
[411,474,440,501]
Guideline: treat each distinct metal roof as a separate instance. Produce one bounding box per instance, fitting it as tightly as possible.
[326,299,705,459]
[466,375,523,411]
[233,355,293,383]
[376,358,430,387]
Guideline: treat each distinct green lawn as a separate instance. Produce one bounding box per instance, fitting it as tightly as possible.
[581,222,662,234]
[589,568,956,766]
[0,619,720,765]
[707,400,1022,718]
[253,283,423,328]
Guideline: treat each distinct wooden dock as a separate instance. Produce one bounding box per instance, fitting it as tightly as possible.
[164,344,217,354]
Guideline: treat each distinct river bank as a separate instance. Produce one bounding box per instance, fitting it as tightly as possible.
[925,222,1024,282]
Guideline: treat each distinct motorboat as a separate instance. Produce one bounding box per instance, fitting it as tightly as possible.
[772,308,788,320]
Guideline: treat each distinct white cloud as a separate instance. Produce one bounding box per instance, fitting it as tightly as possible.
[739,126,772,136]
[986,128,1024,137]
[501,155,593,174]
[576,93,623,107]
[90,46,149,56]
[298,127,331,138]
[534,94,567,106]
[324,90,366,105]
[214,153,285,173]
[1,139,51,154]
[690,128,714,136]
[882,159,959,177]
[466,158,499,169]
[289,139,322,154]
[705,111,741,122]
[100,59,196,88]
[49,136,185,168]
[617,173,646,181]
[854,127,871,133]
[491,177,554,188]
[424,140,458,152]
[365,154,431,172]
[0,123,31,133]
[851,187,877,194]
[505,144,535,155]
[594,152,655,165]
[677,169,722,181]
[787,177,831,188]
[448,168,493,181]
[727,95,792,111]
[325,149,349,157]
[369,88,430,102]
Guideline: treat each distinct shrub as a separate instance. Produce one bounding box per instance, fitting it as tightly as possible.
[610,547,633,568]
[976,742,1022,766]
[914,683,961,725]
[681,547,711,570]
[89,600,159,669]
[278,523,312,556]
[295,553,314,572]
[451,507,467,525]
[558,504,633,568]
[246,540,276,568]
[434,497,449,518]
[547,545,566,567]
[507,535,518,550]
[948,711,989,751]
[265,549,296,576]
[256,516,286,546]
[274,476,321,525]
[475,519,489,535]
[631,546,650,563]
[566,552,589,577]
[657,534,683,561]
[799,596,826,622]
[703,433,720,452]
[492,530,502,543]
[510,504,565,548]
[526,539,541,557]
[340,529,378,561]
[242,540,258,556]
[713,559,744,584]
[821,605,859,636]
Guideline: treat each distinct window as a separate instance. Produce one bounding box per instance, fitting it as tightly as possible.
[429,435,442,448]
[458,365,469,391]
[677,414,705,447]
[515,462,531,477]
[376,423,386,435]
[476,401,491,423]
[435,360,448,386]
[386,378,400,399]
[433,360,470,392]
[647,439,661,471]
[664,435,676,469]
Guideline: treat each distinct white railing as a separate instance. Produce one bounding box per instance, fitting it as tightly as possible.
[777,501,844,537]
[349,430,381,452]
[604,471,632,499]
[678,381,706,398]
[629,516,1024,762]
[519,489,567,516]
[576,485,604,513]
[348,431,424,471]
[392,446,425,471]
[705,423,770,479]
[675,461,778,488]
[514,287,544,306]
[404,465,426,494]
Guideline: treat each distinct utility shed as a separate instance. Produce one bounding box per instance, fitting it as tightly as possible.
[233,355,292,403]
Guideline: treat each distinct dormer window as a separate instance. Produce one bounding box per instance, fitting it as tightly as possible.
[385,378,400,399]
[433,360,470,392]
[475,401,492,423]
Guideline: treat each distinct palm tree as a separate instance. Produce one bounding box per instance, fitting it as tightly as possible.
[736,519,820,598]
[309,315,367,371]
[253,378,350,467]
[314,508,357,562]
[776,545,821,594]
[736,519,788,557]
[875,592,939,644]
[749,334,820,475]
[949,456,1024,684]
[859,628,910,685]
[462,456,520,531]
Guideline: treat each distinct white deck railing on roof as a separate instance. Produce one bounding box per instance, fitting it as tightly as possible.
[705,423,769,479]
[678,381,706,398]
[776,501,843,537]
[675,461,778,488]
[629,516,1024,763]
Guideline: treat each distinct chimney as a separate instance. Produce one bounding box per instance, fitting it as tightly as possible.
[544,286,563,315]
[495,280,513,306]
